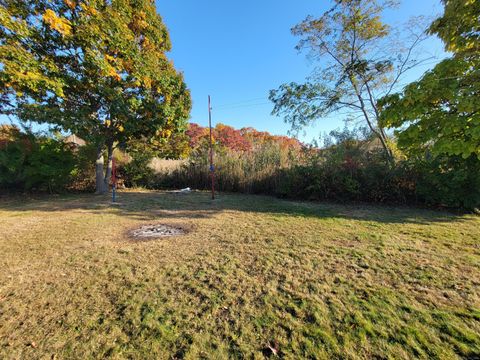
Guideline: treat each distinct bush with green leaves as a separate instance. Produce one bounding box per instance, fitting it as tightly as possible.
[414,155,480,210]
[121,150,156,189]
[69,143,97,192]
[0,127,76,193]
[275,129,416,204]
[24,138,76,192]
[0,140,27,188]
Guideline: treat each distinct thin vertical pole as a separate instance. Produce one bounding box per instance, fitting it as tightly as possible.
[208,95,215,200]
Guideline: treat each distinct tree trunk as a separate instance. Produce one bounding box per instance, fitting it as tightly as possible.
[95,143,106,194]
[349,76,395,164]
[378,128,395,164]
[103,140,114,192]
[362,81,395,163]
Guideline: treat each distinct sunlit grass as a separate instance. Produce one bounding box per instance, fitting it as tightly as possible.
[1,190,479,359]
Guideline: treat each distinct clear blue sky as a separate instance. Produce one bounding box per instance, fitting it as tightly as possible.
[158,0,447,142]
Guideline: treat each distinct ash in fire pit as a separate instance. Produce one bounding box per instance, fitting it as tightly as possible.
[130,224,185,239]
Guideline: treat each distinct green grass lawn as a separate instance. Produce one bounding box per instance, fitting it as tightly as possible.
[0,191,479,359]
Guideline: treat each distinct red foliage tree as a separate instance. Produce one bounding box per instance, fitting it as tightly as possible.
[215,124,251,152]
[185,123,208,148]
[186,122,304,153]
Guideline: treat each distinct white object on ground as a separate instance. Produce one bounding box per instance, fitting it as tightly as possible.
[170,187,192,194]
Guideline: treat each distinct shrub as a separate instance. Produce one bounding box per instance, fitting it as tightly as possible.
[24,138,76,192]
[68,143,97,192]
[0,140,27,188]
[275,149,416,204]
[0,127,76,193]
[121,150,155,188]
[414,155,480,210]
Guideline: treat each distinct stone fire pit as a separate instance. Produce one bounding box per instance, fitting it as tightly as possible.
[130,224,185,239]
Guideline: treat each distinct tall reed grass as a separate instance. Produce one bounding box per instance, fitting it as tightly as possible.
[152,141,304,194]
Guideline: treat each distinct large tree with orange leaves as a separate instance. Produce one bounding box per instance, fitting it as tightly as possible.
[0,0,191,193]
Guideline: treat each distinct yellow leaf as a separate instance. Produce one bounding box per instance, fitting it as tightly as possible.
[104,54,115,63]
[107,66,121,81]
[80,3,98,16]
[143,76,152,89]
[43,9,72,36]
[43,10,71,35]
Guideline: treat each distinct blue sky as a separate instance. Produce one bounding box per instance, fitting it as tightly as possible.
[158,0,447,142]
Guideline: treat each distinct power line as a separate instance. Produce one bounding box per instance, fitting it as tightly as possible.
[214,101,271,111]
[214,97,269,109]
[213,71,477,111]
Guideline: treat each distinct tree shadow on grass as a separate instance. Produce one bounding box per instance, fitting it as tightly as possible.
[0,190,469,225]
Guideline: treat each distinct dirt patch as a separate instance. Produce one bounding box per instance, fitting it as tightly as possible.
[128,224,187,240]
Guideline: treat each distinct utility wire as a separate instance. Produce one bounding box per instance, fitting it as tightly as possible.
[214,101,271,111]
[212,72,477,111]
[214,97,269,110]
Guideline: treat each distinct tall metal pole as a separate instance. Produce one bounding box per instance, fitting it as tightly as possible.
[208,95,215,200]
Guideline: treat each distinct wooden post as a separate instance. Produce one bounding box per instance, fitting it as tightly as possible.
[208,95,215,200]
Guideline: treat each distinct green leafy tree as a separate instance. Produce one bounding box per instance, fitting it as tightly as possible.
[0,2,65,113]
[378,0,479,209]
[269,0,430,162]
[0,0,191,194]
[379,0,479,160]
[125,129,192,161]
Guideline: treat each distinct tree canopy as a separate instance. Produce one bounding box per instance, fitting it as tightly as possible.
[0,0,191,193]
[379,0,479,160]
